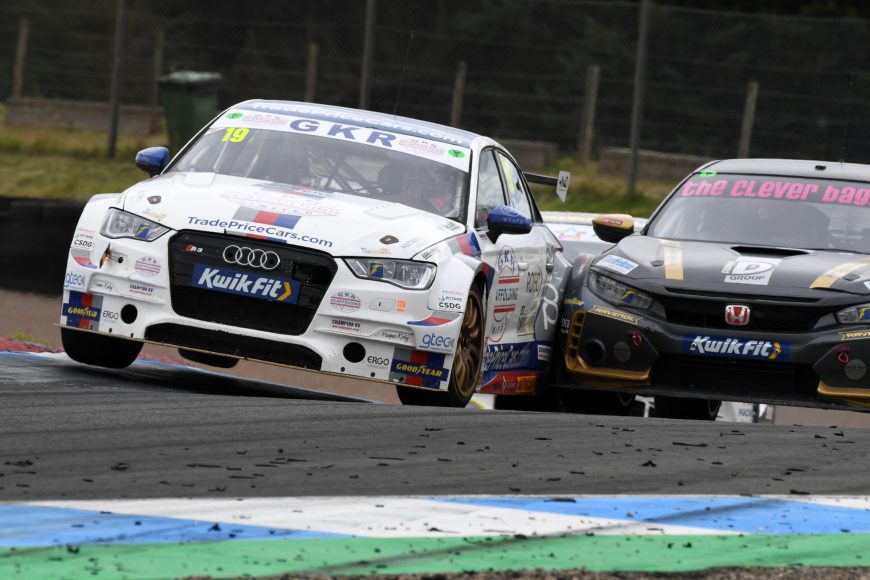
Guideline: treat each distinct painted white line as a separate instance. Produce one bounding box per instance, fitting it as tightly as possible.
[31,497,736,538]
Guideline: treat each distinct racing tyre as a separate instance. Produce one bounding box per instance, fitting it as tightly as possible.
[61,328,142,369]
[396,284,485,407]
[654,396,721,421]
[558,389,636,416]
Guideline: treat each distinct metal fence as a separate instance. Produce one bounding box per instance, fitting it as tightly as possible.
[3,0,870,163]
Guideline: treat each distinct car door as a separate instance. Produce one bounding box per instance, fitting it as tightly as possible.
[493,151,550,351]
[473,148,549,373]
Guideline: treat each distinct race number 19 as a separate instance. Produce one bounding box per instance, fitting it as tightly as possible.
[222,128,249,143]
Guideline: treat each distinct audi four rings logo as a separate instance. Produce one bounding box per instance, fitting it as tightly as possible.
[222,245,281,271]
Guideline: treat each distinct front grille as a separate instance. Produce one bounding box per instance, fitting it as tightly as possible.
[660,294,821,332]
[169,231,336,335]
[146,323,322,369]
[653,354,818,396]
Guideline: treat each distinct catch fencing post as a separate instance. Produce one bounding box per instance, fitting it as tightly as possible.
[737,80,759,158]
[628,0,651,194]
[449,60,466,127]
[577,63,600,165]
[12,18,29,98]
[107,0,128,160]
[149,29,164,106]
[305,42,319,102]
[359,0,377,109]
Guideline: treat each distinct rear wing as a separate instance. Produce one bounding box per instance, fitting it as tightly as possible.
[523,171,570,202]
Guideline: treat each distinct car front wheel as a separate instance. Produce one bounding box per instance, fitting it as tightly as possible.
[396,283,484,407]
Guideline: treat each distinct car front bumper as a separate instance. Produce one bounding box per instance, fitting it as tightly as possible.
[563,296,870,411]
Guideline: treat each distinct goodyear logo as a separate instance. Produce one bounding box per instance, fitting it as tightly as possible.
[591,304,640,325]
[65,306,98,319]
[684,335,789,361]
[393,362,445,378]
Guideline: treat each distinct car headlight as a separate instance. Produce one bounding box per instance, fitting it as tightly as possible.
[836,304,870,324]
[101,208,169,241]
[345,258,436,290]
[588,270,654,310]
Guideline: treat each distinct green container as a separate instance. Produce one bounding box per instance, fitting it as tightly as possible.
[159,71,223,154]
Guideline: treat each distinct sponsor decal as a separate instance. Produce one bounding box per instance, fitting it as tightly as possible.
[437,289,465,312]
[448,149,465,158]
[102,309,120,321]
[537,344,551,362]
[90,277,114,293]
[722,257,780,285]
[724,304,751,326]
[222,106,471,171]
[484,342,536,371]
[562,297,584,307]
[497,247,519,285]
[683,335,788,361]
[71,228,95,250]
[389,349,448,388]
[400,237,423,249]
[397,137,444,157]
[64,271,85,290]
[420,331,455,353]
[525,269,544,295]
[361,247,392,256]
[222,188,338,219]
[330,291,361,312]
[366,355,390,367]
[516,302,539,335]
[590,304,640,325]
[192,264,299,303]
[839,329,870,342]
[225,112,243,119]
[420,246,441,261]
[408,312,461,326]
[380,235,399,245]
[127,282,155,298]
[330,318,361,333]
[186,216,333,248]
[597,255,638,275]
[369,262,385,278]
[479,370,540,394]
[62,291,102,330]
[134,256,161,278]
[396,299,407,312]
[371,329,412,344]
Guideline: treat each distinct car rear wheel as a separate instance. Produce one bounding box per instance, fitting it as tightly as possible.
[558,389,636,416]
[61,328,142,369]
[396,284,484,407]
[654,396,721,420]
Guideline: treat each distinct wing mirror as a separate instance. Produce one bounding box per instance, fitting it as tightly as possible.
[135,146,170,177]
[592,214,635,244]
[487,205,532,242]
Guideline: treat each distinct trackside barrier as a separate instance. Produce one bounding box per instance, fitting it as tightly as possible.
[0,197,84,295]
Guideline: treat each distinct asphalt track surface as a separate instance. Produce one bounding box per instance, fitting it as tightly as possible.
[3,351,869,501]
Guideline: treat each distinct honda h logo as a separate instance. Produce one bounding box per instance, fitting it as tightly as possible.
[725,304,751,326]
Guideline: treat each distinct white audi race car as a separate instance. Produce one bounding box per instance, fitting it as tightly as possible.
[60,100,571,407]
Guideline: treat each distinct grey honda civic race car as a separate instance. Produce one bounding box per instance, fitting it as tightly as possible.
[555,158,870,419]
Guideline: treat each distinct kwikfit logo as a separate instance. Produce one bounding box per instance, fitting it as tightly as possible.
[192,264,297,303]
[684,335,787,361]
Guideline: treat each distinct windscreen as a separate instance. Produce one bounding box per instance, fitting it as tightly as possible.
[648,173,870,253]
[169,110,471,220]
